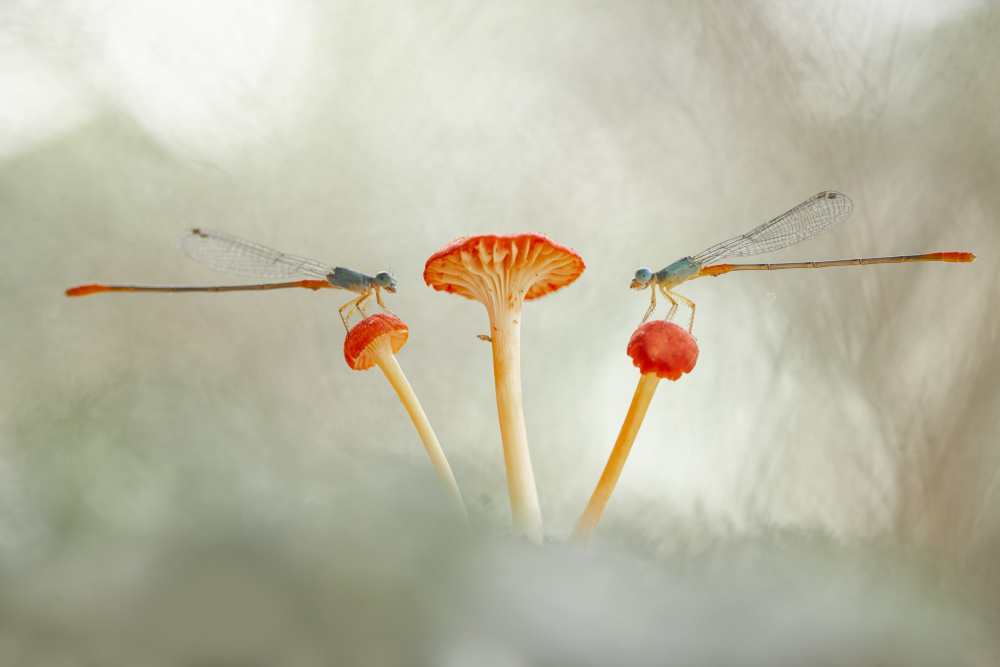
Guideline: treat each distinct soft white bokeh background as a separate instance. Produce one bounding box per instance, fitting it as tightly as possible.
[2,0,998,663]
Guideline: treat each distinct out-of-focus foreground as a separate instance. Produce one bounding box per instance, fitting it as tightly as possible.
[2,0,998,664]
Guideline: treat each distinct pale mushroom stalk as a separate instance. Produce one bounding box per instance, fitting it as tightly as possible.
[345,314,468,525]
[368,338,468,523]
[570,320,698,547]
[570,373,659,545]
[483,270,541,543]
[425,234,585,543]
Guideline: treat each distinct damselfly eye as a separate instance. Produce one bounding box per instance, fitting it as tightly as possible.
[634,267,652,284]
[375,271,395,288]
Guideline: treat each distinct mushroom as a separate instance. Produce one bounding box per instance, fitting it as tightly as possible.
[424,234,585,543]
[344,313,468,524]
[570,320,698,546]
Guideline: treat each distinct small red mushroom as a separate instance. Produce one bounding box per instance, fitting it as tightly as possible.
[570,320,697,546]
[424,233,585,543]
[626,320,700,381]
[344,313,467,524]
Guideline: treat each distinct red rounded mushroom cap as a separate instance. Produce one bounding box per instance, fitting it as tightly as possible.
[344,313,409,371]
[423,233,585,302]
[627,320,698,380]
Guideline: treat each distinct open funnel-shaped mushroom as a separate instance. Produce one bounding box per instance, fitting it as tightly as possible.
[424,234,585,543]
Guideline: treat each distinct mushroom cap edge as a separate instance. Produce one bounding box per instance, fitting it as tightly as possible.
[423,233,585,302]
[344,313,409,371]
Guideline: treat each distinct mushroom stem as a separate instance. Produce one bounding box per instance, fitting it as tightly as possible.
[424,233,585,543]
[368,336,469,525]
[490,312,543,544]
[570,373,660,546]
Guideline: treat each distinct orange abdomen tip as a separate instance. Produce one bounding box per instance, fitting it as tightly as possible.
[933,251,976,263]
[66,283,108,297]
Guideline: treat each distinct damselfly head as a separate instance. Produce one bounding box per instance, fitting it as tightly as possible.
[375,271,397,293]
[631,267,653,290]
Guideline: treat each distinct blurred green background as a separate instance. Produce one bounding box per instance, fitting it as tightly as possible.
[2,0,998,664]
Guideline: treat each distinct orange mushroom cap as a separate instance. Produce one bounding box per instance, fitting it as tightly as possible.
[423,233,585,302]
[627,320,699,380]
[344,314,409,371]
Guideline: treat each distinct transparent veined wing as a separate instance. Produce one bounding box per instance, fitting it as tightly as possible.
[691,191,854,266]
[177,229,334,280]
